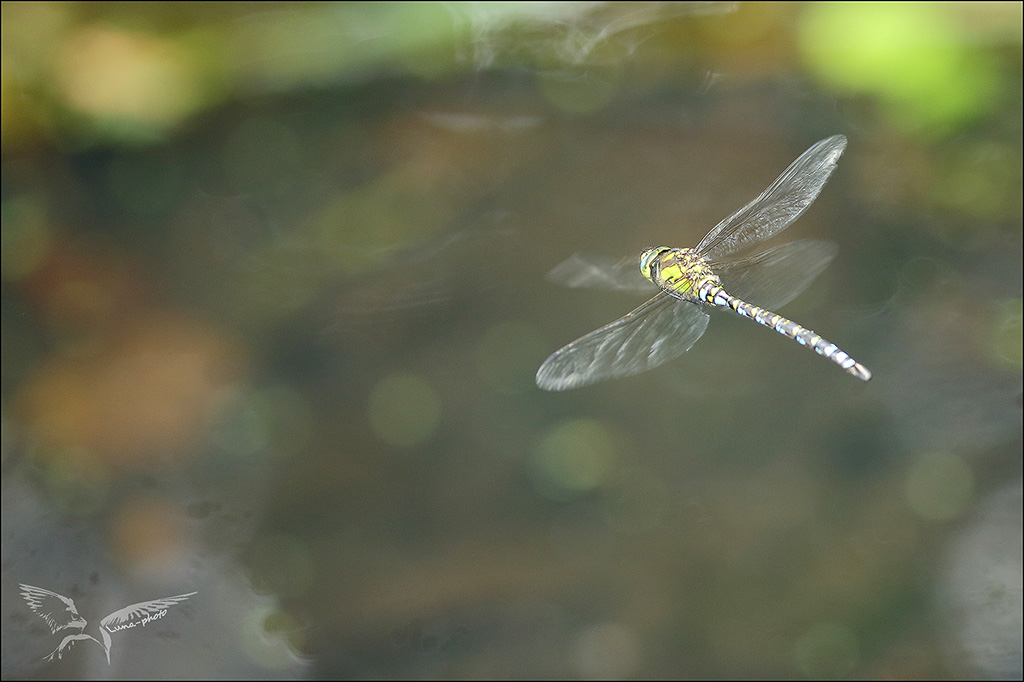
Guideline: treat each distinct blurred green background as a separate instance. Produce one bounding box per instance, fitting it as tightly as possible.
[2,2,1021,679]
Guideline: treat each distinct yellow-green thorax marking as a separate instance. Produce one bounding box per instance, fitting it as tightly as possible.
[638,246,871,381]
[640,246,718,302]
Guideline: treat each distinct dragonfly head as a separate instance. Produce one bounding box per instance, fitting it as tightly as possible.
[639,246,670,281]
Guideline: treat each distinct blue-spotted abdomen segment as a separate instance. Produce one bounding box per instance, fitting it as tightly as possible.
[701,284,872,381]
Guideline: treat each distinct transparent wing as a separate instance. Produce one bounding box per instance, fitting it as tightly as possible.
[546,253,655,293]
[713,240,837,310]
[695,135,847,261]
[536,293,710,391]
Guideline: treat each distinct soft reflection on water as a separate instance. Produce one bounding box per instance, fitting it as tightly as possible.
[2,2,1021,680]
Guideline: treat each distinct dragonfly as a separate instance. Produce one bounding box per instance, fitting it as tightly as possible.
[536,134,871,391]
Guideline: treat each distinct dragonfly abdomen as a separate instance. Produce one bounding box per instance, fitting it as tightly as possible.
[700,283,872,381]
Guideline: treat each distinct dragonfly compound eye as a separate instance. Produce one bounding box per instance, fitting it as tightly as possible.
[639,247,669,280]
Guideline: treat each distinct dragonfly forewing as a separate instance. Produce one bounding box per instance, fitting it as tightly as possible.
[536,293,710,391]
[695,135,847,261]
[546,253,656,293]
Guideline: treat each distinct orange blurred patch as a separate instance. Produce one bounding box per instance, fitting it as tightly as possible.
[19,310,247,471]
[110,494,188,574]
[21,235,152,341]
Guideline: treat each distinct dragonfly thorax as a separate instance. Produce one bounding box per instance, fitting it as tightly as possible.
[640,246,720,302]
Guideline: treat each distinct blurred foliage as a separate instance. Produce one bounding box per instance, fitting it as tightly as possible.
[800,2,1014,135]
[3,2,1017,145]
